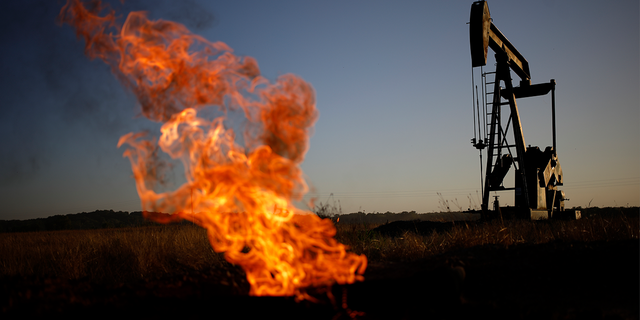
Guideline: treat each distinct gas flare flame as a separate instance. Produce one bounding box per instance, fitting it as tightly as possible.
[59,0,366,298]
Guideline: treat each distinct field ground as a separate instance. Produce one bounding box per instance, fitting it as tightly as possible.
[1,208,638,319]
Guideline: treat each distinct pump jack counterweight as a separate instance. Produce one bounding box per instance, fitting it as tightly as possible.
[468,1,580,221]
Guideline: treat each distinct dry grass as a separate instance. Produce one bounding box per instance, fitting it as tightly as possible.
[336,212,639,262]
[0,224,226,284]
[1,210,637,285]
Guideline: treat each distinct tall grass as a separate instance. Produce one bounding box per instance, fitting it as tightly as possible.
[0,224,226,284]
[1,210,637,285]
[336,212,639,262]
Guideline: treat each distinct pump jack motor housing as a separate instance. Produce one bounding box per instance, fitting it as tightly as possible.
[468,1,580,220]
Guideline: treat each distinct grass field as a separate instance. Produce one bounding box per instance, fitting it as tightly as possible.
[336,208,638,262]
[1,208,637,286]
[2,208,638,319]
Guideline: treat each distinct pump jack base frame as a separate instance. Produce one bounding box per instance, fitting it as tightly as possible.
[481,207,582,221]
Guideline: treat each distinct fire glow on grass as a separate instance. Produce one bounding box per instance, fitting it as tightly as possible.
[59,0,366,299]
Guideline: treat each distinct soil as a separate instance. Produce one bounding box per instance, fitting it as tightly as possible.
[2,239,637,319]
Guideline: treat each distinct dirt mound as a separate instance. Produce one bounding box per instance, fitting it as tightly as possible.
[372,220,477,237]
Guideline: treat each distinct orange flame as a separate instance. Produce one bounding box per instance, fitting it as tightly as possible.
[59,0,366,298]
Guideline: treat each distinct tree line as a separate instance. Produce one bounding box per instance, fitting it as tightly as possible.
[0,210,183,233]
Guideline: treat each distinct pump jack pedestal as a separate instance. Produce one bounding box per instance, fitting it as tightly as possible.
[484,207,581,221]
[482,192,580,221]
[481,195,581,221]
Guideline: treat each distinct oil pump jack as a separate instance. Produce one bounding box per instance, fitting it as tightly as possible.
[468,1,580,220]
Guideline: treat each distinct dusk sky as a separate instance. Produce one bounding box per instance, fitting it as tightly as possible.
[1,0,638,220]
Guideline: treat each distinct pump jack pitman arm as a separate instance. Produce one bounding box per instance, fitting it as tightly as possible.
[469,0,531,85]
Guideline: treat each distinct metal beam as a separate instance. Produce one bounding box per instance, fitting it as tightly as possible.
[488,23,531,83]
[500,82,553,100]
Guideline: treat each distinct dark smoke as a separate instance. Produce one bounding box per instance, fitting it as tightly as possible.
[0,0,215,185]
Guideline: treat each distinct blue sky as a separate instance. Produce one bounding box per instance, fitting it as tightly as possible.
[1,0,638,220]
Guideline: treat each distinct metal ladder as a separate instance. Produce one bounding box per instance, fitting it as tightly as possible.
[483,70,516,190]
